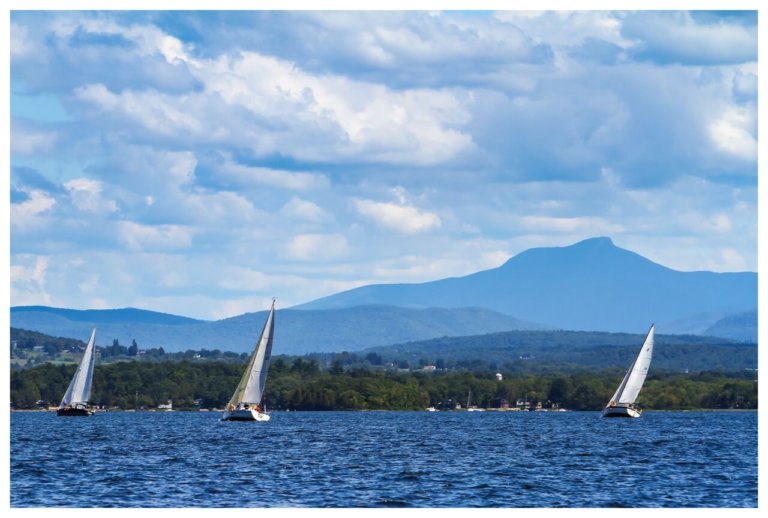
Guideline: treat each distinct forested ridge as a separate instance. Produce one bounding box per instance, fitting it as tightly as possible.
[10,358,756,411]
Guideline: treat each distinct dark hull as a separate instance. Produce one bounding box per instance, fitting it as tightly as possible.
[221,409,270,421]
[56,407,95,416]
[221,415,257,422]
[601,405,641,418]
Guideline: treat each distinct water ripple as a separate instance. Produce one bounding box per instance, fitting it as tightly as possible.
[10,410,757,508]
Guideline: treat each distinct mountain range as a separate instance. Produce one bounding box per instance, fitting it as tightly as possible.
[10,305,546,355]
[9,237,757,353]
[297,237,756,334]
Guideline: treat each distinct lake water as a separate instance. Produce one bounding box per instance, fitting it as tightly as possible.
[10,410,757,508]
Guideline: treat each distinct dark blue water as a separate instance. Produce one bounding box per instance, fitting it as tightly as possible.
[10,410,757,507]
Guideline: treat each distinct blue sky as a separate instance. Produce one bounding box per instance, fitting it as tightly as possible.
[7,8,760,320]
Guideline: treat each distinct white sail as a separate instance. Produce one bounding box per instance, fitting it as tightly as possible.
[227,301,275,407]
[610,324,655,405]
[60,328,97,407]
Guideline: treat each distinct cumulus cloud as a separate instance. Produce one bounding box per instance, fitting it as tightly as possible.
[353,198,442,234]
[69,47,476,166]
[10,22,35,57]
[519,215,625,235]
[118,222,194,252]
[197,50,476,165]
[217,161,330,191]
[11,128,57,155]
[75,83,202,135]
[64,178,119,213]
[10,190,56,228]
[10,256,52,306]
[284,233,350,261]
[280,196,334,223]
[622,11,757,65]
[708,107,757,162]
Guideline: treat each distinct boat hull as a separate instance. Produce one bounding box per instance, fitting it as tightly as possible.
[56,406,95,416]
[602,405,642,418]
[221,409,270,422]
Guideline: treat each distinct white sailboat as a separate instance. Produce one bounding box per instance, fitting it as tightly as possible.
[57,328,97,416]
[222,300,276,422]
[602,324,655,418]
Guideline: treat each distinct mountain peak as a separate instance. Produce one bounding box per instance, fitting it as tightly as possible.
[570,236,614,248]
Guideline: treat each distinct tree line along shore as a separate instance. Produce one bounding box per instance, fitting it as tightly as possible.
[10,357,757,412]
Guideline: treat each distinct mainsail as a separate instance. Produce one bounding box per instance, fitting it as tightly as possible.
[227,301,275,407]
[60,328,97,408]
[609,324,655,405]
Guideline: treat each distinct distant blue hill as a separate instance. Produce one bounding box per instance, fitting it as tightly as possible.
[703,311,758,343]
[9,305,547,355]
[295,237,757,336]
[10,306,205,325]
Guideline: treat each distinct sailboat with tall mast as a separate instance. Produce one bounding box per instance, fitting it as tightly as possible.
[602,324,655,418]
[222,300,276,422]
[57,328,97,416]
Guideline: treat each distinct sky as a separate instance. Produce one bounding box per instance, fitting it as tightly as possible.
[6,6,761,321]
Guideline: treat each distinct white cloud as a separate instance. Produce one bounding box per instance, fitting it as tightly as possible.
[708,107,757,161]
[64,178,118,213]
[10,22,36,58]
[77,274,101,294]
[10,256,52,306]
[284,233,349,261]
[494,11,630,50]
[11,129,57,155]
[353,198,442,234]
[10,190,56,228]
[519,215,625,235]
[280,196,333,223]
[621,11,757,65]
[53,16,192,65]
[218,161,330,191]
[712,248,747,272]
[76,84,202,135]
[72,46,475,166]
[118,222,194,252]
[10,255,48,287]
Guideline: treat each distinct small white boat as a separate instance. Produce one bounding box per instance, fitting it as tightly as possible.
[222,300,276,422]
[602,324,655,418]
[57,328,97,417]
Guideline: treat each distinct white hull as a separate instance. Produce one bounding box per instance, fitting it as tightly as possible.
[602,405,642,418]
[221,409,270,422]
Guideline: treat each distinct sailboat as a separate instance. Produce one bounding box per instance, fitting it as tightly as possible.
[222,300,276,422]
[57,328,97,416]
[466,390,484,411]
[602,324,655,418]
